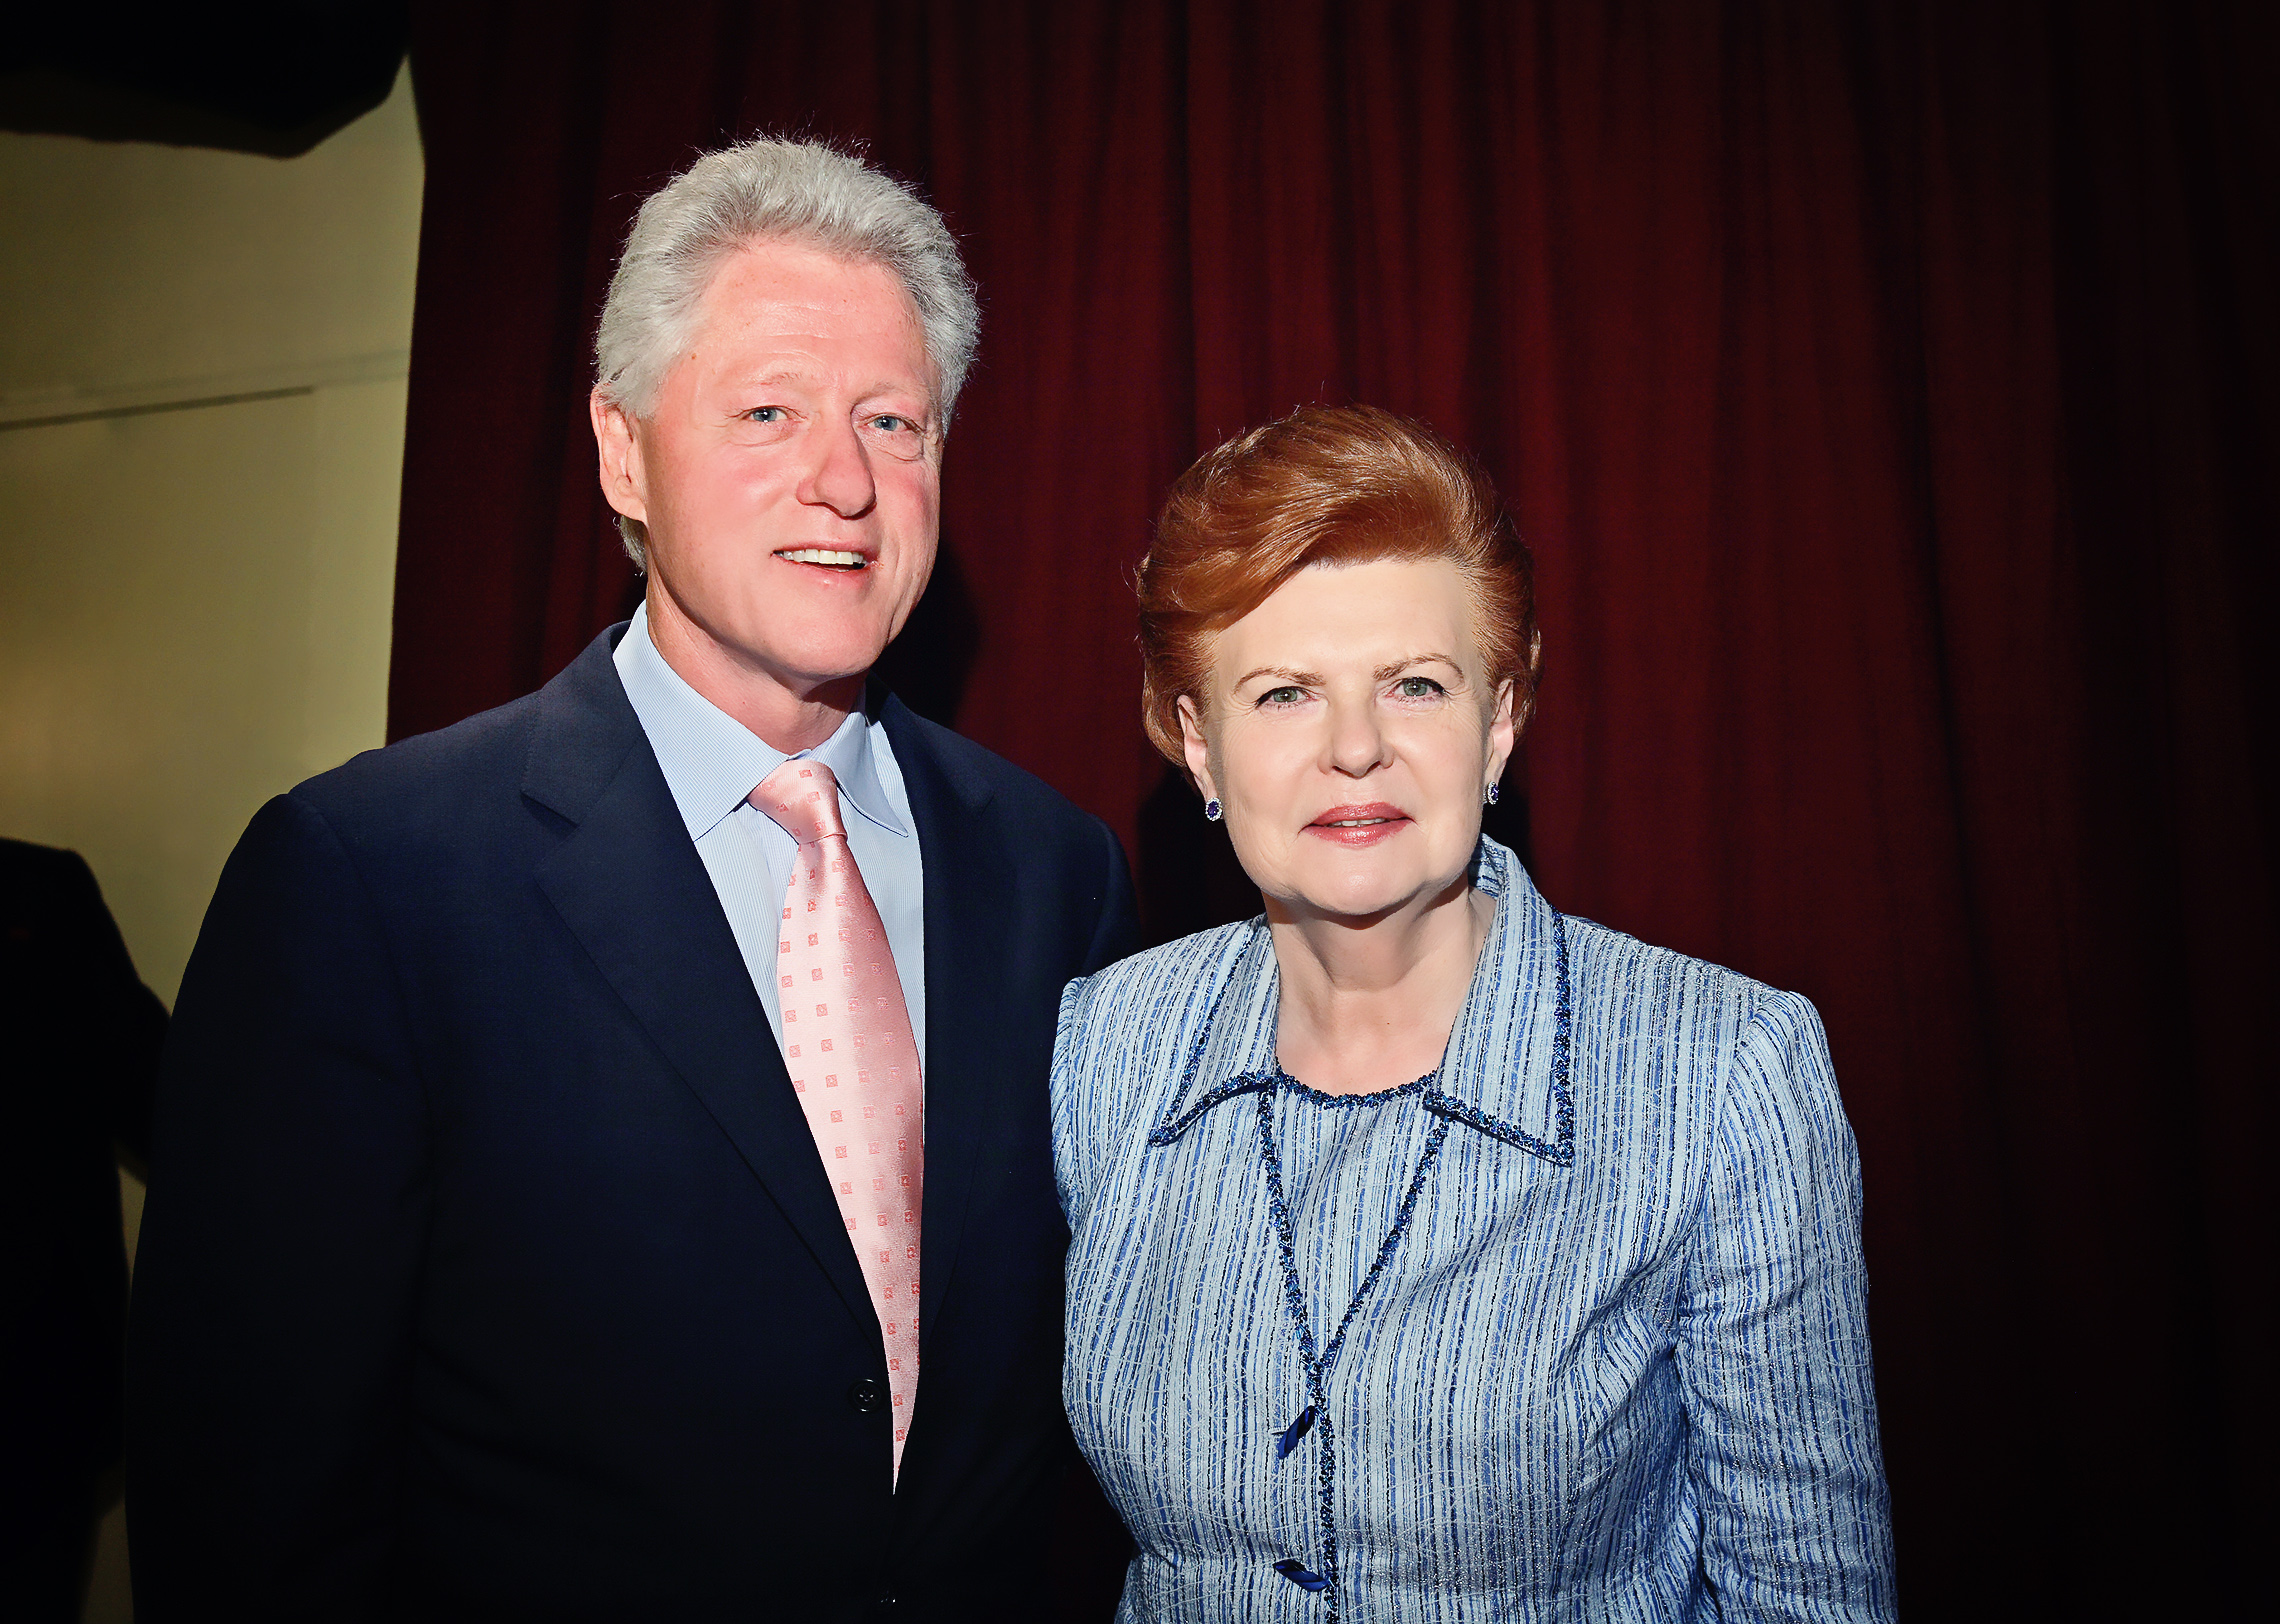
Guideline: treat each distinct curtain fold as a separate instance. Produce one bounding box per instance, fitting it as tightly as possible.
[392,2,2275,1612]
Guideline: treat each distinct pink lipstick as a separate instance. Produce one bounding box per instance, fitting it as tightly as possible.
[1305,802,1411,848]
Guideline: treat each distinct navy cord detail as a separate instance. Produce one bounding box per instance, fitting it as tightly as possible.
[1258,1077,1454,1619]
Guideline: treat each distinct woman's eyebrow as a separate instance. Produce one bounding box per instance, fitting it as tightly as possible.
[1234,665,1324,689]
[1373,652,1461,681]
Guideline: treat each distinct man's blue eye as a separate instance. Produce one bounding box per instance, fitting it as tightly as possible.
[748,406,785,423]
[873,415,912,433]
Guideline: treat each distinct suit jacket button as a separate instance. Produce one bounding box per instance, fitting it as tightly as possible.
[848,1376,885,1413]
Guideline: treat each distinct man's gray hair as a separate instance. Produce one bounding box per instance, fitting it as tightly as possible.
[593,137,980,567]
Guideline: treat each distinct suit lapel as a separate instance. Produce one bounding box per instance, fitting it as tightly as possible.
[882,698,1015,1350]
[525,631,876,1333]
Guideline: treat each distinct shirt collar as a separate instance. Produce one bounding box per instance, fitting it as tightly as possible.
[612,602,911,843]
[1149,838,1574,1165]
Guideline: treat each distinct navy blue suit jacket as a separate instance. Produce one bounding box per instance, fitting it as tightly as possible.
[127,627,1138,1622]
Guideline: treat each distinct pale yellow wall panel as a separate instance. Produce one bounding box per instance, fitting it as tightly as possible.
[0,383,406,1003]
[0,72,422,412]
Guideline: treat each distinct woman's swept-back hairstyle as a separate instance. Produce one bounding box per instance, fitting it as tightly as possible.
[1136,405,1542,765]
[592,136,980,566]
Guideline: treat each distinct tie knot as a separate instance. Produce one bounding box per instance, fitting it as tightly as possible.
[752,758,848,846]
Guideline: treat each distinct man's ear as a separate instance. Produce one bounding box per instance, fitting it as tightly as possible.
[1178,696,1219,806]
[590,389,649,527]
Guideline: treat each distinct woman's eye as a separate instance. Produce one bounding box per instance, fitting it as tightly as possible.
[1259,686,1307,706]
[1394,676,1445,699]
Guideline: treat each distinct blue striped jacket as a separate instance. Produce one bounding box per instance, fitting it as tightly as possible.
[1053,839,1894,1621]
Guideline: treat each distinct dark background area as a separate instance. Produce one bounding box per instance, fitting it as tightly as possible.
[16,1,2271,1617]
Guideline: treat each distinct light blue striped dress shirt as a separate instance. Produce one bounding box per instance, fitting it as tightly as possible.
[1054,838,1893,1621]
[612,605,926,1066]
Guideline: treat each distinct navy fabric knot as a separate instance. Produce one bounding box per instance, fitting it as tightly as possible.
[1274,1559,1331,1593]
[1277,1405,1318,1459]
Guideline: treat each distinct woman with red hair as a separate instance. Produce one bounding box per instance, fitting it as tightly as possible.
[1053,406,1893,1621]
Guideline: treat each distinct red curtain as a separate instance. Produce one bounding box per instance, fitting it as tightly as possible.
[393,2,2275,1612]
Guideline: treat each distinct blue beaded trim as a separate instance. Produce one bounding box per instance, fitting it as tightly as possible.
[1148,1072,1279,1147]
[1423,1086,1573,1162]
[1279,1072,1434,1109]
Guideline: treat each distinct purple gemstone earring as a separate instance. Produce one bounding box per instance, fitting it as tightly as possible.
[1204,798,1223,822]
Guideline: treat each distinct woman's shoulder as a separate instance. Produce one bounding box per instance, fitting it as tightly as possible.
[1052,919,1265,1214]
[1481,837,1812,1043]
[1551,912,1845,1143]
[1059,917,1261,1044]
[1557,910,1814,1029]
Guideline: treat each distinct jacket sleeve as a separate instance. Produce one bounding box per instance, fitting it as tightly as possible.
[1678,990,1896,1622]
[1050,974,1095,1226]
[52,847,169,1172]
[127,792,430,1621]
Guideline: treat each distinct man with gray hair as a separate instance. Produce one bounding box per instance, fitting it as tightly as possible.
[128,139,1137,1621]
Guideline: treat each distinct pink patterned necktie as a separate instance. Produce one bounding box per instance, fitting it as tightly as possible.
[751,758,923,1483]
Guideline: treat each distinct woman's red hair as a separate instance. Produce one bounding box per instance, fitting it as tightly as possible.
[1136,405,1541,764]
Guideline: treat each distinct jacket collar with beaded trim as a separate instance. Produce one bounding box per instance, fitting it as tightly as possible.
[1148,837,1575,1165]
